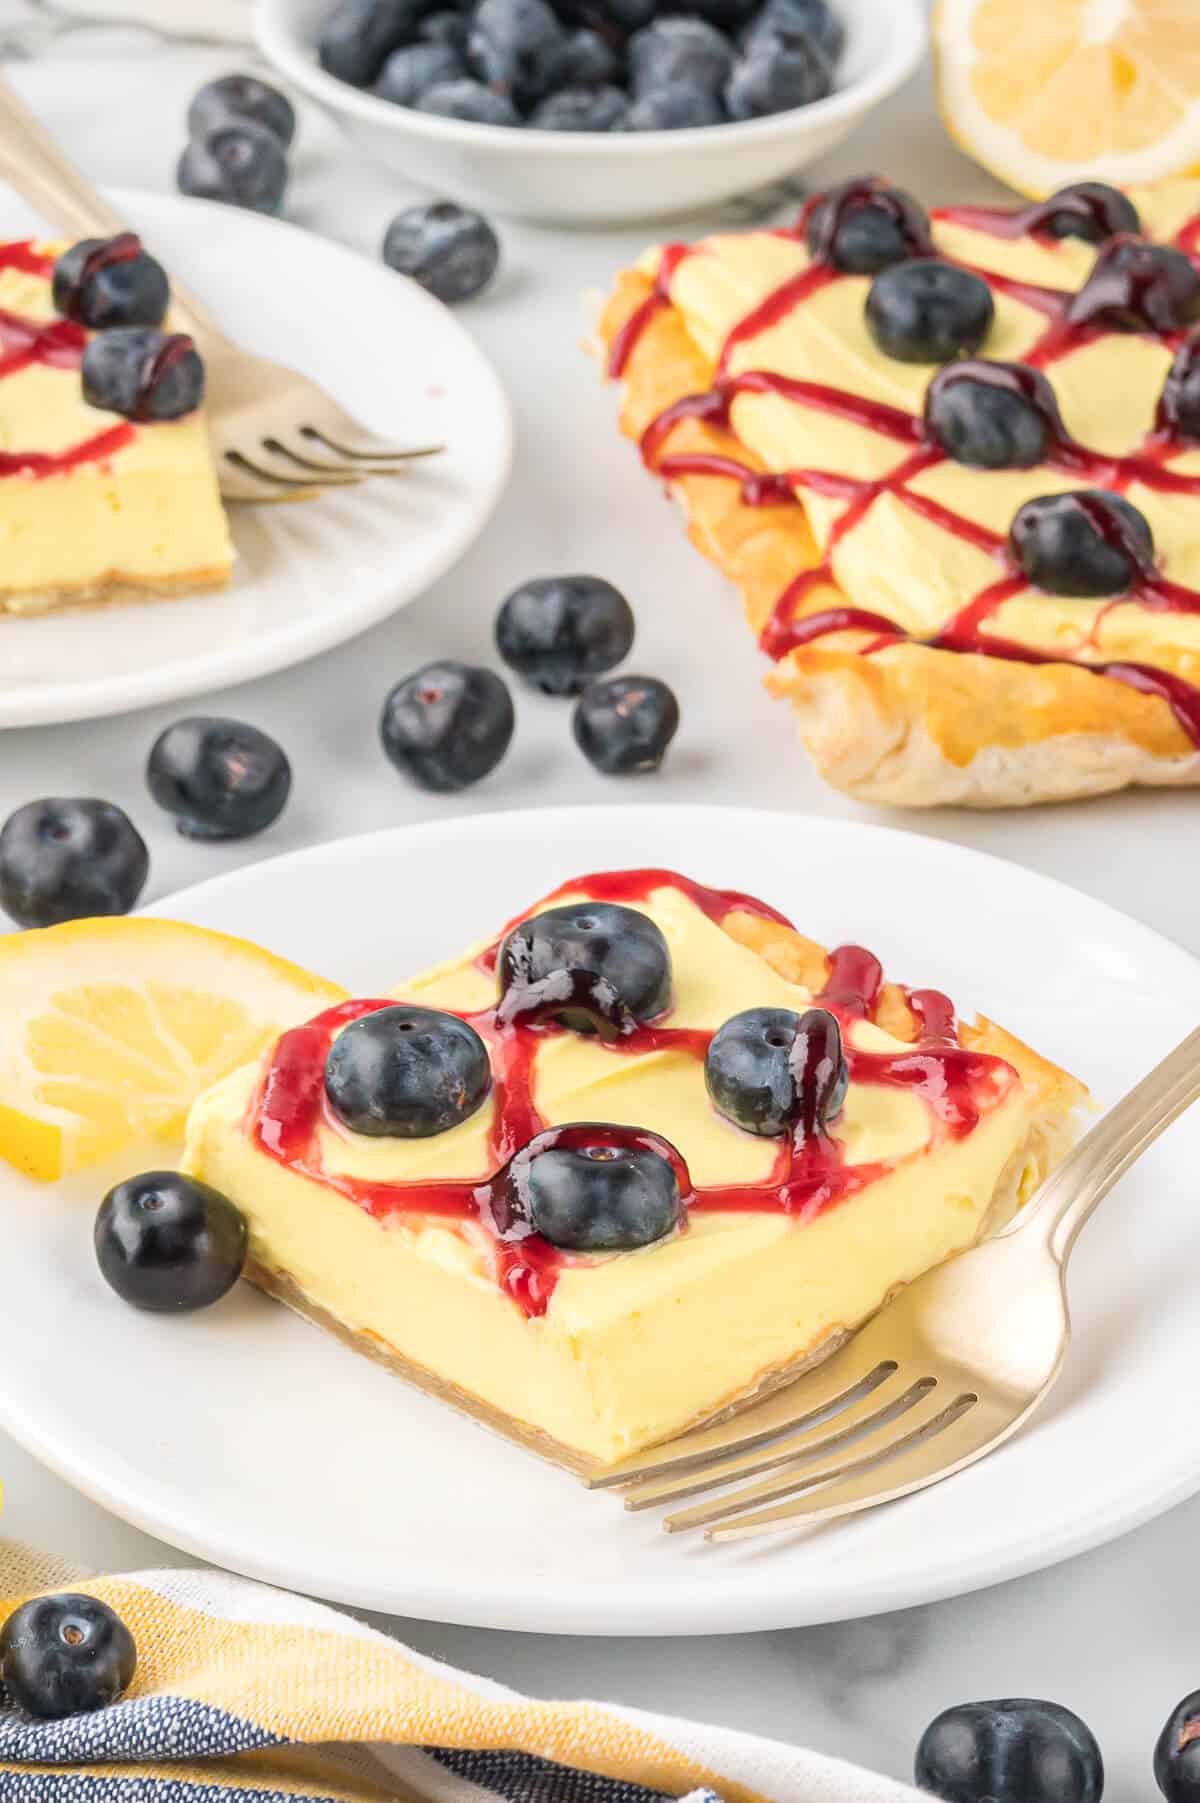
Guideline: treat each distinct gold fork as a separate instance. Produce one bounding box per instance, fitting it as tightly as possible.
[590,1021,1200,1541]
[0,73,443,501]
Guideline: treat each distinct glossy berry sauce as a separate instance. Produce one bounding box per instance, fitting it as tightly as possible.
[613,196,1200,747]
[249,868,1014,1317]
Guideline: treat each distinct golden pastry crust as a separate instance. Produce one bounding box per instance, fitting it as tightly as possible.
[0,566,232,619]
[598,271,1200,808]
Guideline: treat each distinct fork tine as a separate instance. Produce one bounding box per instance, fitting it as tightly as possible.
[218,453,322,504]
[622,1373,935,1512]
[261,435,367,479]
[228,446,363,490]
[302,425,445,462]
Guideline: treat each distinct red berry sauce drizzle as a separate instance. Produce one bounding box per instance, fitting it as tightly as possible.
[610,187,1200,748]
[0,237,136,477]
[249,868,1014,1318]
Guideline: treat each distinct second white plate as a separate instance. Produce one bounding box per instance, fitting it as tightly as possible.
[2,806,1198,1633]
[0,187,512,728]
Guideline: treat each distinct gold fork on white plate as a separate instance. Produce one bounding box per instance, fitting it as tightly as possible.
[588,1022,1200,1541]
[0,73,444,501]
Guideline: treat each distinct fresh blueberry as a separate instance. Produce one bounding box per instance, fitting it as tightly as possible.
[324,1005,491,1137]
[529,85,627,128]
[551,0,654,45]
[924,363,1059,470]
[187,72,297,147]
[622,85,725,128]
[705,1006,848,1138]
[511,1127,683,1250]
[382,201,500,303]
[805,177,932,274]
[498,900,672,1036]
[1159,332,1200,441]
[0,1595,136,1720]
[380,660,515,791]
[177,120,288,213]
[468,0,566,106]
[95,1171,247,1312]
[375,40,464,102]
[318,0,425,85]
[1035,180,1140,243]
[865,259,994,363]
[0,799,148,929]
[724,35,831,118]
[916,1699,1103,1803]
[82,328,204,422]
[1068,237,1200,333]
[742,0,842,63]
[416,78,521,122]
[573,673,679,773]
[1009,490,1153,598]
[52,234,169,330]
[495,575,635,694]
[1155,1691,1200,1803]
[544,26,620,88]
[628,18,733,97]
[146,717,292,841]
[419,9,470,50]
[676,0,758,33]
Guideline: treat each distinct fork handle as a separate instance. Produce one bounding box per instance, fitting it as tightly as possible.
[1019,1022,1200,1263]
[0,70,225,340]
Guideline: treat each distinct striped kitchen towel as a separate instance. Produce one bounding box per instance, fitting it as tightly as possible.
[0,1542,917,1803]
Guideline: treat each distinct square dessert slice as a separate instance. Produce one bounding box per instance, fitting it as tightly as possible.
[183,871,1085,1471]
[0,239,232,616]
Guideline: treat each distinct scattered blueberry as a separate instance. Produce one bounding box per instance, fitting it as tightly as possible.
[628,18,733,97]
[866,259,994,363]
[416,78,521,123]
[382,201,500,303]
[0,1595,137,1720]
[1159,332,1200,441]
[95,1171,247,1312]
[52,234,168,330]
[529,85,627,127]
[0,799,148,929]
[1035,180,1140,243]
[705,1006,848,1138]
[915,1699,1103,1803]
[925,363,1059,470]
[545,27,620,89]
[805,176,932,274]
[573,674,679,773]
[324,1005,491,1137]
[1155,1692,1200,1803]
[187,72,297,147]
[380,660,515,791]
[177,120,289,213]
[495,575,635,695]
[375,40,464,102]
[1068,237,1200,333]
[468,0,566,107]
[622,85,725,128]
[512,1127,683,1250]
[318,0,424,85]
[1009,490,1153,598]
[725,34,831,118]
[146,717,292,841]
[498,900,672,1035]
[82,328,205,422]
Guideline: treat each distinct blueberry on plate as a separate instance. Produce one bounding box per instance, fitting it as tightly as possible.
[187,72,297,147]
[146,716,292,840]
[705,1006,847,1138]
[382,201,500,303]
[468,0,566,108]
[544,27,619,90]
[724,35,832,119]
[622,86,725,129]
[318,0,424,85]
[529,86,628,129]
[924,361,1062,470]
[416,78,522,123]
[380,660,515,791]
[495,574,635,694]
[1159,333,1200,442]
[1035,179,1140,242]
[325,1004,491,1137]
[375,41,465,102]
[1155,1691,1200,1803]
[573,673,679,773]
[916,1699,1103,1803]
[419,10,470,51]
[82,327,205,422]
[628,18,734,97]
[0,1594,136,1720]
[1009,490,1153,598]
[866,259,994,363]
[95,1171,247,1312]
[804,176,932,274]
[511,1125,683,1251]
[177,120,289,214]
[52,234,169,330]
[498,899,672,1036]
[0,798,148,929]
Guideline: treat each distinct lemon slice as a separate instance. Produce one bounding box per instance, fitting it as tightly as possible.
[0,917,346,1183]
[935,0,1200,197]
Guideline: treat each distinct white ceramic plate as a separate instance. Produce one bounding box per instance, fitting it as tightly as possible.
[2,806,1198,1635]
[0,187,512,729]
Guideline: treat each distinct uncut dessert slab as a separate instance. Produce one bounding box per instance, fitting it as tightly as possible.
[599,176,1200,807]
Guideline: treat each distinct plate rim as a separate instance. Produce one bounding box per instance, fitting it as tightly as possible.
[4,804,1200,1634]
[0,186,514,730]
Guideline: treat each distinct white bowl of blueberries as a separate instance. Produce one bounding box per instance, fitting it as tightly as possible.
[254,0,925,224]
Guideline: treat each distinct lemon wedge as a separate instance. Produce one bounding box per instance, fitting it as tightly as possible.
[0,917,346,1183]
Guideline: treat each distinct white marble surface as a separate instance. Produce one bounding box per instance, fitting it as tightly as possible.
[1,19,1199,1798]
